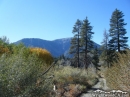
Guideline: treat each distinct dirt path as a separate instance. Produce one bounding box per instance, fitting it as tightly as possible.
[80,78,109,97]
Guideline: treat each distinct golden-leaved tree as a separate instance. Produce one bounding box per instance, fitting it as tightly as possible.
[30,47,53,65]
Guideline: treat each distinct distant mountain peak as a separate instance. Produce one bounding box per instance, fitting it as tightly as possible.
[14,37,100,57]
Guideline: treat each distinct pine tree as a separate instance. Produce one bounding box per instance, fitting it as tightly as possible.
[92,46,100,72]
[108,9,128,52]
[69,19,82,67]
[80,17,94,68]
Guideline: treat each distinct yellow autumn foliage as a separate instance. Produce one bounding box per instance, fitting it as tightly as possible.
[30,47,53,65]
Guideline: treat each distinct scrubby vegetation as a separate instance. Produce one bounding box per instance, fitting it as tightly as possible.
[104,50,130,93]
[53,66,97,87]
[49,66,98,97]
[0,43,54,97]
[0,37,98,97]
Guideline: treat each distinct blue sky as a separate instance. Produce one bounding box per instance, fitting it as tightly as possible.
[0,0,130,45]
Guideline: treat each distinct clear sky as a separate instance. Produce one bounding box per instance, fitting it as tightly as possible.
[0,0,130,45]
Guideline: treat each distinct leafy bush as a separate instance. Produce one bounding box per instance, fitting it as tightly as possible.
[30,47,53,65]
[104,50,130,92]
[0,46,53,97]
[0,45,10,55]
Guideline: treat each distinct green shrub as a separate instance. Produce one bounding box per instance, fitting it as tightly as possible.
[0,46,53,97]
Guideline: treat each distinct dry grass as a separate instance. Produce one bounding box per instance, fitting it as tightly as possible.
[53,66,97,86]
[104,50,130,93]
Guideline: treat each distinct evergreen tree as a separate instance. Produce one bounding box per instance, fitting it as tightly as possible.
[108,9,128,52]
[69,19,82,67]
[80,17,94,68]
[92,46,100,72]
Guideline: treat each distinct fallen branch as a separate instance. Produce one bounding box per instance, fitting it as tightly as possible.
[38,60,57,77]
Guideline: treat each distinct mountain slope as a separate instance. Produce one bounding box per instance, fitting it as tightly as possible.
[14,38,100,57]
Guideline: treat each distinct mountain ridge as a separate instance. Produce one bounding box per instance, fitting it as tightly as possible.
[14,37,100,57]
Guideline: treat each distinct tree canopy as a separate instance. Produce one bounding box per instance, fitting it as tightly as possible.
[108,9,128,52]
